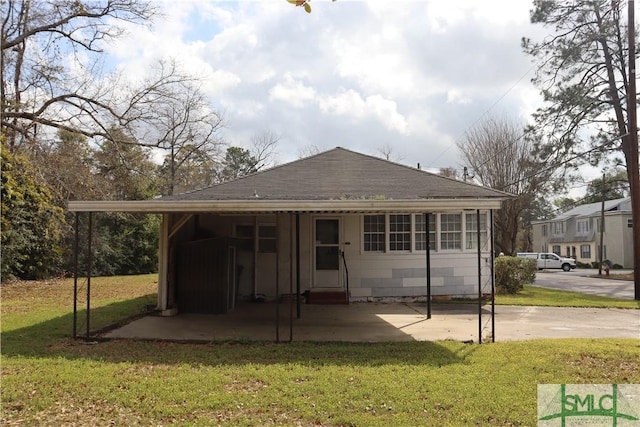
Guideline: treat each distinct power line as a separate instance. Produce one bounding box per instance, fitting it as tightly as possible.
[499,133,629,189]
[426,65,536,168]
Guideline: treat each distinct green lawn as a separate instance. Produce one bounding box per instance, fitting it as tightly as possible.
[495,285,640,309]
[2,275,639,426]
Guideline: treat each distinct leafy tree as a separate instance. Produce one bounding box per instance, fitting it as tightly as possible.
[158,145,219,195]
[1,140,64,280]
[522,0,640,294]
[89,129,160,276]
[94,128,158,200]
[522,1,635,170]
[581,170,629,204]
[218,147,260,182]
[91,212,160,276]
[553,197,578,213]
[32,130,100,205]
[458,116,559,255]
[518,195,556,251]
[217,133,279,183]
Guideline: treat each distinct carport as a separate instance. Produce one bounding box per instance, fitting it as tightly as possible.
[68,148,508,344]
[68,206,498,344]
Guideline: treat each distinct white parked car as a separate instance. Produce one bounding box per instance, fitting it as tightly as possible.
[516,252,577,272]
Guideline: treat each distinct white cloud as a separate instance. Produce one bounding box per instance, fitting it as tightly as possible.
[446,89,472,105]
[318,89,408,135]
[269,73,316,107]
[99,0,552,174]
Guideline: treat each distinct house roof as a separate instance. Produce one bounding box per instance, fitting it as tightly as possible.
[166,147,509,201]
[553,197,631,221]
[68,147,510,213]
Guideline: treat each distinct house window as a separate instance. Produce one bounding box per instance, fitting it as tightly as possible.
[553,222,565,235]
[465,213,487,250]
[258,225,276,253]
[364,215,385,252]
[597,245,607,260]
[541,224,547,236]
[628,218,633,228]
[580,244,591,259]
[576,219,590,235]
[414,214,437,251]
[415,214,426,251]
[440,214,461,250]
[234,225,254,251]
[389,214,411,251]
[552,245,561,255]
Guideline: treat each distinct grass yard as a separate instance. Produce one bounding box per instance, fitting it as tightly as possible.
[2,275,639,426]
[495,285,640,309]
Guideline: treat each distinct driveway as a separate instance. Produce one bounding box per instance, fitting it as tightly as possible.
[533,269,636,299]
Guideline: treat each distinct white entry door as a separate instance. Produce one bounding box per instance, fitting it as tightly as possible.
[313,218,341,288]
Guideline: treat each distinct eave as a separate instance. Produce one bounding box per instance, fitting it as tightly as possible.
[67,198,505,213]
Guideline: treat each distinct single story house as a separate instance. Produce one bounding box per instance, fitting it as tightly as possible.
[531,197,634,268]
[69,147,509,319]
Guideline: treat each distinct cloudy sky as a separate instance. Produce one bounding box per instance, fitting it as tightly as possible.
[105,0,559,176]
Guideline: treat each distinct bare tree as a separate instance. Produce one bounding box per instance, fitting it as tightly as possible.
[438,167,459,180]
[249,130,280,170]
[0,0,195,151]
[147,76,225,195]
[297,144,323,158]
[377,143,405,162]
[458,116,559,255]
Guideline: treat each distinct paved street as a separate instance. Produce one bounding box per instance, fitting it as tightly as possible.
[533,269,636,299]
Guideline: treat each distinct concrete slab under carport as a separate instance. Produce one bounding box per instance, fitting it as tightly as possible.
[103,302,640,342]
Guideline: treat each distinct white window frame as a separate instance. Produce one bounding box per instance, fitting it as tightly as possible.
[465,212,488,250]
[576,219,590,235]
[389,214,411,252]
[258,224,277,253]
[440,213,462,251]
[363,214,386,252]
[362,212,488,254]
[413,214,437,252]
[580,244,591,259]
[553,222,565,235]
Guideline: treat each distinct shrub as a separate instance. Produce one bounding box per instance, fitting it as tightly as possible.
[495,256,536,294]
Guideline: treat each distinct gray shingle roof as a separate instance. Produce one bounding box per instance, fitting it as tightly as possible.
[554,197,631,220]
[164,147,509,201]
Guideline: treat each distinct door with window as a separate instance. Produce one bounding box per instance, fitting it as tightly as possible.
[314,218,341,288]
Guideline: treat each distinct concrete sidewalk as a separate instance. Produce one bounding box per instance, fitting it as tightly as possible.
[104,302,640,343]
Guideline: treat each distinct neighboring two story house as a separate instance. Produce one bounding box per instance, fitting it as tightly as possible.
[531,197,634,268]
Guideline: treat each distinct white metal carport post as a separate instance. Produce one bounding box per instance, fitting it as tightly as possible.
[158,214,169,311]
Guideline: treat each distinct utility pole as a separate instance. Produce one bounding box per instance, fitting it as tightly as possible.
[598,173,605,276]
[628,0,640,300]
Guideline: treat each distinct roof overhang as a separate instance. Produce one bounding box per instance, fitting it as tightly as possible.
[68,198,505,213]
